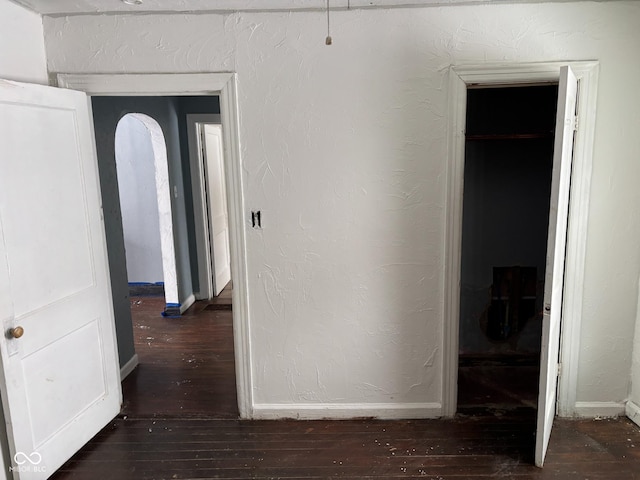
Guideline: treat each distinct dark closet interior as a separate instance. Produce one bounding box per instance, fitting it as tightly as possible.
[457,84,559,412]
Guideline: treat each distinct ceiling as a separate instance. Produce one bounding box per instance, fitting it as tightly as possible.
[10,0,595,16]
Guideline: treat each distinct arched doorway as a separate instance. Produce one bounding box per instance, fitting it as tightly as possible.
[114,113,179,310]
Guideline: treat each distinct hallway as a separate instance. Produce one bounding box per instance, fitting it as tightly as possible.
[122,286,237,418]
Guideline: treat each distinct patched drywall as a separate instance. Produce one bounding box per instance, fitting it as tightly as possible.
[43,2,640,414]
[0,2,47,84]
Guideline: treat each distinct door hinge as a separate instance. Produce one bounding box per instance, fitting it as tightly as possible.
[573,115,578,132]
[557,363,562,377]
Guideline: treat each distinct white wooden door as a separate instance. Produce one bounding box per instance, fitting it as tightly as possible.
[535,66,579,467]
[0,80,121,479]
[202,124,231,296]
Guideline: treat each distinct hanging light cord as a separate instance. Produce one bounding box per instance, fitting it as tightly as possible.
[325,0,332,45]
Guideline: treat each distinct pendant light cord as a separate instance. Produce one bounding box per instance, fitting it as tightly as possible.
[325,0,332,45]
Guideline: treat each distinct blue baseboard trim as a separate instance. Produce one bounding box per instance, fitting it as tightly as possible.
[162,302,182,317]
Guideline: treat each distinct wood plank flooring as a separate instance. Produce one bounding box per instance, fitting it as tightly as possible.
[51,414,640,479]
[51,286,640,479]
[121,287,237,418]
[457,363,540,412]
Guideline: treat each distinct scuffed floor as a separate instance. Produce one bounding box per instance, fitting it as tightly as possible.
[51,284,640,479]
[121,284,238,418]
[52,414,640,479]
[458,364,540,412]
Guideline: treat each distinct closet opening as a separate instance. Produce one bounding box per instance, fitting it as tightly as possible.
[457,84,559,413]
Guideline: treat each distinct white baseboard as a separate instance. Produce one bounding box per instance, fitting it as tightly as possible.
[574,401,626,418]
[252,402,442,420]
[626,400,640,427]
[120,353,139,381]
[180,294,196,314]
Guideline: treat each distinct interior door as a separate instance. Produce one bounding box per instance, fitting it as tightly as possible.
[0,79,121,478]
[202,124,231,296]
[535,66,579,467]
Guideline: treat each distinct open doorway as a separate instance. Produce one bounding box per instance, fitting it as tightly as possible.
[457,85,559,413]
[90,94,239,418]
[445,63,598,466]
[186,115,232,300]
[200,123,231,297]
[57,72,253,420]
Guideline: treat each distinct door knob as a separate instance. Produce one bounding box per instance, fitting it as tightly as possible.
[9,326,24,339]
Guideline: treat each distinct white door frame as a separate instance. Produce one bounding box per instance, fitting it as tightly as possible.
[186,114,223,300]
[56,73,253,418]
[443,61,599,417]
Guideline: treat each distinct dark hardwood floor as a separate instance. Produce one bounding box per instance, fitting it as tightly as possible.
[50,414,640,479]
[51,286,640,479]
[120,285,237,418]
[457,354,540,413]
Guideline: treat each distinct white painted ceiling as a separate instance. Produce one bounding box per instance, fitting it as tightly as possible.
[9,0,602,16]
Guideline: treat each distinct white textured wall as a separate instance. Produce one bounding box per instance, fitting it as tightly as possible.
[43,2,640,415]
[115,115,165,284]
[0,1,47,84]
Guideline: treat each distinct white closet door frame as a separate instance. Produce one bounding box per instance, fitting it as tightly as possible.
[443,61,599,418]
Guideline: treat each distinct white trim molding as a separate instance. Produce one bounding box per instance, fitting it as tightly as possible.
[574,402,626,418]
[55,72,254,419]
[179,294,196,314]
[626,401,640,427]
[443,61,599,418]
[56,73,237,96]
[555,63,599,418]
[253,403,442,420]
[119,353,139,381]
[186,113,222,300]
